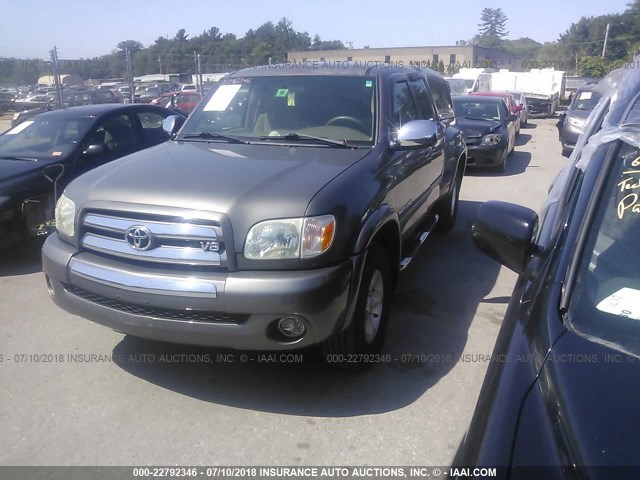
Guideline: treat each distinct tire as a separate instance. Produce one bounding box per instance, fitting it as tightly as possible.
[322,243,391,368]
[435,168,461,232]
[495,147,508,173]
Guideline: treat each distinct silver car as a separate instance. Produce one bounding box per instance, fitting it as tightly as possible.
[508,90,529,126]
[557,84,602,157]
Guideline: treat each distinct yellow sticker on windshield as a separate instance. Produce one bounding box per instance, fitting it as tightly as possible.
[276,88,288,97]
[287,91,295,107]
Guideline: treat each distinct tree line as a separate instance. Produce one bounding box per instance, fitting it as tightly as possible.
[469,2,640,76]
[0,18,344,85]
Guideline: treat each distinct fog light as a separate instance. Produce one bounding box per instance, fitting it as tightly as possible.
[277,316,306,338]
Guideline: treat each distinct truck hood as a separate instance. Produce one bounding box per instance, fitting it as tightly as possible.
[66,140,370,241]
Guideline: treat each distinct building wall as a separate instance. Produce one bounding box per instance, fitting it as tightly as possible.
[287,46,515,73]
[37,74,84,86]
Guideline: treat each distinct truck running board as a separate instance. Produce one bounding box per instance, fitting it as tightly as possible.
[399,214,439,271]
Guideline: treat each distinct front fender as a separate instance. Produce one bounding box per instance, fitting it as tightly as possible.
[442,128,466,195]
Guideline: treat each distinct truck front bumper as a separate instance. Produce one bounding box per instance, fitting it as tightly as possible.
[42,233,360,350]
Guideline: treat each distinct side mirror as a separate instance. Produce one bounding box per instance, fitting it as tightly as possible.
[82,144,106,156]
[471,200,539,274]
[514,104,523,112]
[162,114,186,136]
[393,119,438,149]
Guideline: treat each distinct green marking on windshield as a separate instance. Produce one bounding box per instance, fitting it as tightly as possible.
[275,88,289,97]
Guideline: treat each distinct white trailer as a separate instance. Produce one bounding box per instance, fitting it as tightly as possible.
[483,69,566,117]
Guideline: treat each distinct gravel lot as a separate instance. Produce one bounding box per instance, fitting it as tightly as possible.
[0,118,567,466]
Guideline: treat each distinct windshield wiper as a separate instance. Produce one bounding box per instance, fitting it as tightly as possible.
[259,132,357,149]
[0,155,38,161]
[180,132,248,144]
[464,117,496,122]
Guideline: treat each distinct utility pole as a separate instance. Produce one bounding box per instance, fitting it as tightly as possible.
[125,49,135,104]
[50,46,63,109]
[197,54,203,94]
[158,55,162,74]
[601,23,611,58]
[193,50,198,86]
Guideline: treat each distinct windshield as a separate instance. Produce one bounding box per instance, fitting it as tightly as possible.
[0,116,92,157]
[179,75,376,145]
[452,99,502,121]
[572,90,602,111]
[568,141,640,358]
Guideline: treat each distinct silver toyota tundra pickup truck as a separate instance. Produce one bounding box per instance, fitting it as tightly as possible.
[42,63,466,365]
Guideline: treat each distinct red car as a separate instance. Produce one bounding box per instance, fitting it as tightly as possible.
[470,91,521,135]
[174,92,202,114]
[149,92,176,108]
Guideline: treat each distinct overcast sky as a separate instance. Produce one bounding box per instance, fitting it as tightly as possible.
[0,0,632,59]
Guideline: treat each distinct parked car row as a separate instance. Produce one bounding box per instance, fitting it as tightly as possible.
[10,88,124,127]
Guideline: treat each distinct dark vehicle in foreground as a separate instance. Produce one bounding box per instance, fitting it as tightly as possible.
[557,84,602,157]
[11,89,123,127]
[42,64,467,365]
[452,95,517,172]
[0,104,182,248]
[451,65,640,477]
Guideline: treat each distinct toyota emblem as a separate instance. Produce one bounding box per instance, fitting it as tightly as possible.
[125,226,153,251]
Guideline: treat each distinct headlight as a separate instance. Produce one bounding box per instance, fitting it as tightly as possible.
[54,193,75,237]
[481,133,501,145]
[244,215,336,260]
[567,117,585,128]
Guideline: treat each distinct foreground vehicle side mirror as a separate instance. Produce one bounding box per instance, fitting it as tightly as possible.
[82,144,106,156]
[162,115,186,136]
[393,119,438,149]
[471,201,539,274]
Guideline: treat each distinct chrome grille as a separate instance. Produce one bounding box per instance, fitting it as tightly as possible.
[81,213,226,267]
[63,283,247,324]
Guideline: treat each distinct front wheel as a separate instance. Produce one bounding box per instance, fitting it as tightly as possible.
[495,147,508,173]
[435,169,462,231]
[322,243,391,368]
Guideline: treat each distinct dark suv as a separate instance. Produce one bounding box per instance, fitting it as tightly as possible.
[11,89,122,127]
[42,63,467,365]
